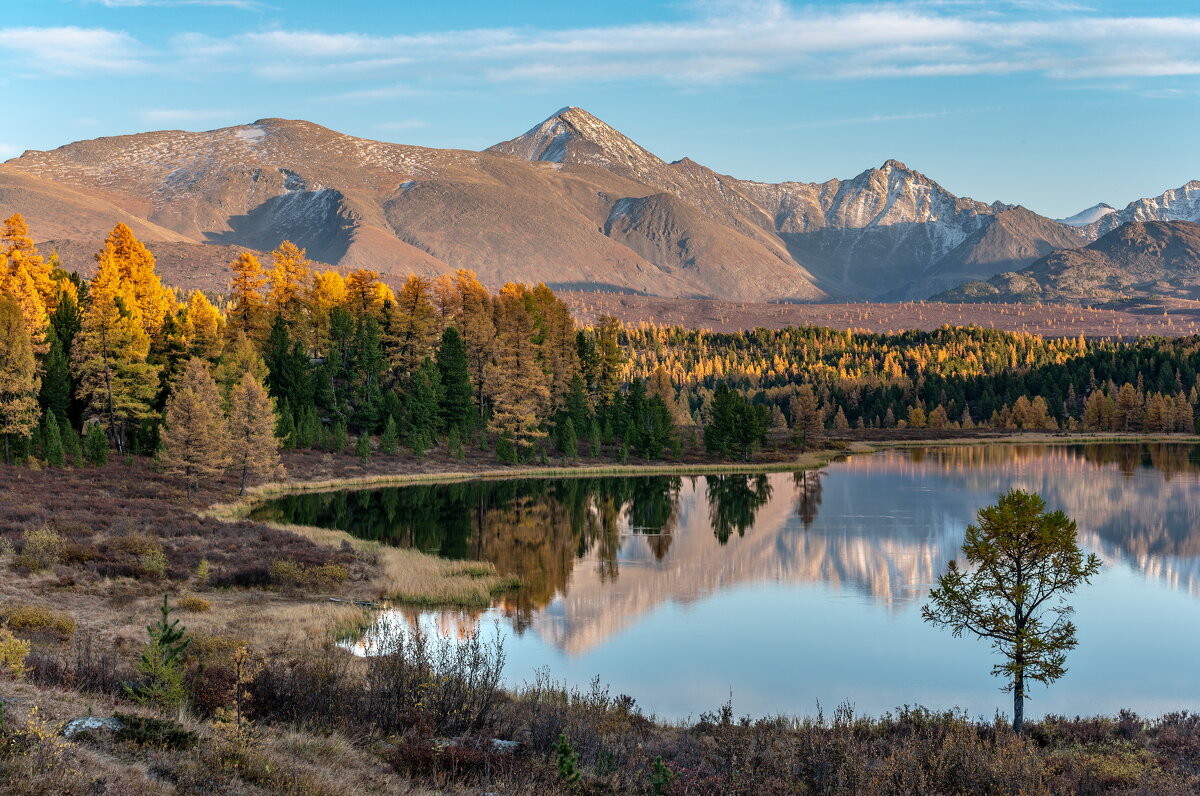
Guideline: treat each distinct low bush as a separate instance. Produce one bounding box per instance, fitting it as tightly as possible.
[0,602,77,639]
[0,627,30,679]
[12,526,66,571]
[113,712,198,751]
[177,595,212,613]
[269,559,349,591]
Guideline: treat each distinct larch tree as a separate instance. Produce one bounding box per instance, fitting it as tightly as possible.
[0,295,40,464]
[214,331,269,409]
[226,370,282,494]
[345,269,388,319]
[923,490,1101,734]
[1,214,54,340]
[160,358,229,500]
[485,283,549,450]
[182,291,224,360]
[306,269,346,354]
[102,223,176,341]
[529,283,578,413]
[266,240,311,332]
[72,247,160,455]
[386,274,440,376]
[790,385,823,449]
[228,252,268,338]
[452,270,496,411]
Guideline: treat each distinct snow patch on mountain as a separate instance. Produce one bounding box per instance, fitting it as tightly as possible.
[1058,203,1115,226]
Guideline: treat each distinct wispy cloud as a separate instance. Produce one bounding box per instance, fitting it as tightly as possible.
[13,2,1200,88]
[160,2,1200,88]
[0,27,145,74]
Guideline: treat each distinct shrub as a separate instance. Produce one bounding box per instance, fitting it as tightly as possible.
[0,628,30,679]
[195,558,210,586]
[13,525,66,571]
[0,603,77,639]
[110,533,162,556]
[177,595,212,613]
[269,559,349,591]
[113,712,198,751]
[138,549,167,580]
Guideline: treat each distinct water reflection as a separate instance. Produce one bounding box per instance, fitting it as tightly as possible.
[253,444,1200,656]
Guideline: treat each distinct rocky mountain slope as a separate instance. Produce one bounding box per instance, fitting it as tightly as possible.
[2,106,1196,301]
[934,221,1200,304]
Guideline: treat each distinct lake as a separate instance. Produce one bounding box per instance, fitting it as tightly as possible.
[252,443,1200,721]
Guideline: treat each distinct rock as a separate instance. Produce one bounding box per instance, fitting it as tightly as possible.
[62,716,124,738]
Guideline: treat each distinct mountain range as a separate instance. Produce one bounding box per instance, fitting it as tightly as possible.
[2,106,1197,303]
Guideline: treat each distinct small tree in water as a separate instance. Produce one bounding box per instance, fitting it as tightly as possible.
[922,489,1100,734]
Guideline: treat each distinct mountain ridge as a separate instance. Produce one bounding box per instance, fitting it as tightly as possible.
[3,107,1197,302]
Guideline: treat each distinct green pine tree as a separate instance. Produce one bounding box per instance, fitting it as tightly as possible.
[61,417,81,466]
[41,411,64,467]
[378,414,399,455]
[436,327,476,433]
[356,432,372,460]
[83,422,109,466]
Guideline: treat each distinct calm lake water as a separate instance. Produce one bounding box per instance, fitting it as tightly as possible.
[253,444,1200,721]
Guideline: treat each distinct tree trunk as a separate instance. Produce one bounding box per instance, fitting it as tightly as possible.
[240,465,248,496]
[1013,669,1025,734]
[4,434,10,465]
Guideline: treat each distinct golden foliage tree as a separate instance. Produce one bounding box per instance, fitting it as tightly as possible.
[72,247,160,454]
[182,291,225,360]
[214,332,269,409]
[160,358,229,499]
[0,295,40,464]
[386,274,440,375]
[228,252,267,338]
[485,283,550,448]
[452,270,496,408]
[101,223,176,340]
[305,269,346,354]
[529,283,578,412]
[226,370,282,494]
[1,214,55,338]
[266,240,311,331]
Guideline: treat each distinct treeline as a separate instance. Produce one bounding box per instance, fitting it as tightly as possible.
[618,324,1200,437]
[0,216,682,490]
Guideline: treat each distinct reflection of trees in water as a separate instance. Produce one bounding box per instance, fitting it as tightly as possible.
[792,470,823,529]
[707,474,773,544]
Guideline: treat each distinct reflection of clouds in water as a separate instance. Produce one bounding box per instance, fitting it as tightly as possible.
[340,444,1200,658]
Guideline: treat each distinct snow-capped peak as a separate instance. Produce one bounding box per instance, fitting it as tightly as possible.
[487,106,664,178]
[1057,203,1115,227]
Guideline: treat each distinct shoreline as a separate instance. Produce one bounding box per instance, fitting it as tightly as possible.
[204,431,1200,610]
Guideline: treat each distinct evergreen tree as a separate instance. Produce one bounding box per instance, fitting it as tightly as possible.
[378,414,399,455]
[159,358,229,500]
[263,315,313,411]
[227,371,282,494]
[705,383,769,461]
[436,327,476,433]
[38,327,71,422]
[356,432,372,460]
[83,422,109,466]
[42,411,64,467]
[557,416,578,461]
[407,357,444,452]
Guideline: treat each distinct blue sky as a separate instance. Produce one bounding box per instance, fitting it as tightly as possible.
[1,0,1197,218]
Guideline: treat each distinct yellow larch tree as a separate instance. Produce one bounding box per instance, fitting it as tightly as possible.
[214,332,269,409]
[182,291,225,360]
[159,357,229,500]
[228,252,268,339]
[101,223,176,340]
[266,240,311,330]
[529,282,578,413]
[226,370,282,494]
[344,269,388,319]
[305,269,346,355]
[452,270,496,408]
[72,246,160,454]
[2,214,56,327]
[0,295,40,465]
[485,282,549,448]
[386,274,440,375]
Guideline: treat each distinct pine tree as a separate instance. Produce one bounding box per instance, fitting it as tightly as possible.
[160,358,229,500]
[61,416,81,466]
[38,327,71,422]
[557,416,578,461]
[436,327,476,433]
[0,295,40,465]
[83,422,109,466]
[227,371,282,494]
[378,414,399,455]
[263,315,313,412]
[42,411,64,467]
[407,357,444,452]
[356,432,372,461]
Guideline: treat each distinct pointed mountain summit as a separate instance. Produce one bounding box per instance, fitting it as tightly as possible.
[1057,203,1116,227]
[487,106,665,180]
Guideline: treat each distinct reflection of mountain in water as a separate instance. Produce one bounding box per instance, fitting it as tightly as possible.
[256,444,1200,656]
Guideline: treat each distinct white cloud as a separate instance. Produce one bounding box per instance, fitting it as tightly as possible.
[0,27,145,74]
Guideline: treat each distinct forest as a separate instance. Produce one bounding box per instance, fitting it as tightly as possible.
[2,213,1199,496]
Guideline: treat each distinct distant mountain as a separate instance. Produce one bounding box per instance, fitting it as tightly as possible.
[1,106,1195,302]
[1085,181,1200,237]
[934,221,1200,304]
[1058,203,1116,227]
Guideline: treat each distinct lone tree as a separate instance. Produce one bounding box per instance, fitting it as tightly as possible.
[226,371,282,494]
[160,358,229,500]
[923,490,1100,733]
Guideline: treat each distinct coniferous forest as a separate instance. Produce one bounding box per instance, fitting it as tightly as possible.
[3,212,1199,493]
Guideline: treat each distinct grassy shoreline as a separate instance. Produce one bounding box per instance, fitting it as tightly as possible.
[204,431,1200,611]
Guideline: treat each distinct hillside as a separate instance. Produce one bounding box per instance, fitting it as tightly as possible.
[934,221,1200,305]
[7,107,1180,301]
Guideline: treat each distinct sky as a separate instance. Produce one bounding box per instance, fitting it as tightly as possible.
[1,0,1197,219]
